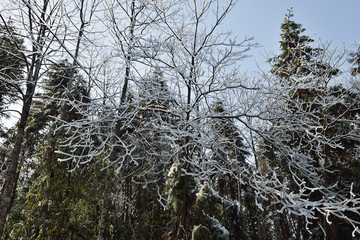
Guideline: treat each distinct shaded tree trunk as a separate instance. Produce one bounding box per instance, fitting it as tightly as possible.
[98,170,113,240]
[0,84,34,236]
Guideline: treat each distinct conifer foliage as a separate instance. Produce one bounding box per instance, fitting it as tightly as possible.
[269,8,338,82]
[0,22,24,120]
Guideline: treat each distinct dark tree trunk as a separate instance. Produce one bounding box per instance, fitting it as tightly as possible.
[0,85,34,236]
[98,171,112,240]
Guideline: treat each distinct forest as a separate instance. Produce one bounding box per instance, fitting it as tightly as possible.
[0,0,360,239]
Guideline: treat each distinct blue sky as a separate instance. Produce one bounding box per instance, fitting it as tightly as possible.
[223,0,360,72]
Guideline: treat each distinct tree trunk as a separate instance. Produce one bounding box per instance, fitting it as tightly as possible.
[98,170,112,240]
[0,89,34,236]
[176,163,191,239]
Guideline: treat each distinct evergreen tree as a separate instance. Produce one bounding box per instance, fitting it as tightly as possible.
[269,8,338,83]
[208,102,263,240]
[261,9,360,240]
[2,60,99,239]
[118,68,175,239]
[0,21,27,236]
[0,22,25,127]
[166,101,255,240]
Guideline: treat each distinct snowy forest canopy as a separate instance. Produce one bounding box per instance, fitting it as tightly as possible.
[0,1,360,239]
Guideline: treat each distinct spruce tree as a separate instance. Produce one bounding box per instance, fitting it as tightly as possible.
[2,60,98,239]
[269,8,338,84]
[189,101,258,240]
[263,9,360,239]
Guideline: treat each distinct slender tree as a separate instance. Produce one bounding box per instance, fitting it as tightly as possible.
[0,1,56,233]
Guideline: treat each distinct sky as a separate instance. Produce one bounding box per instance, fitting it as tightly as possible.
[223,0,360,73]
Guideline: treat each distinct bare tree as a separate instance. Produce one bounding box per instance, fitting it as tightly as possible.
[146,0,255,237]
[52,0,257,238]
